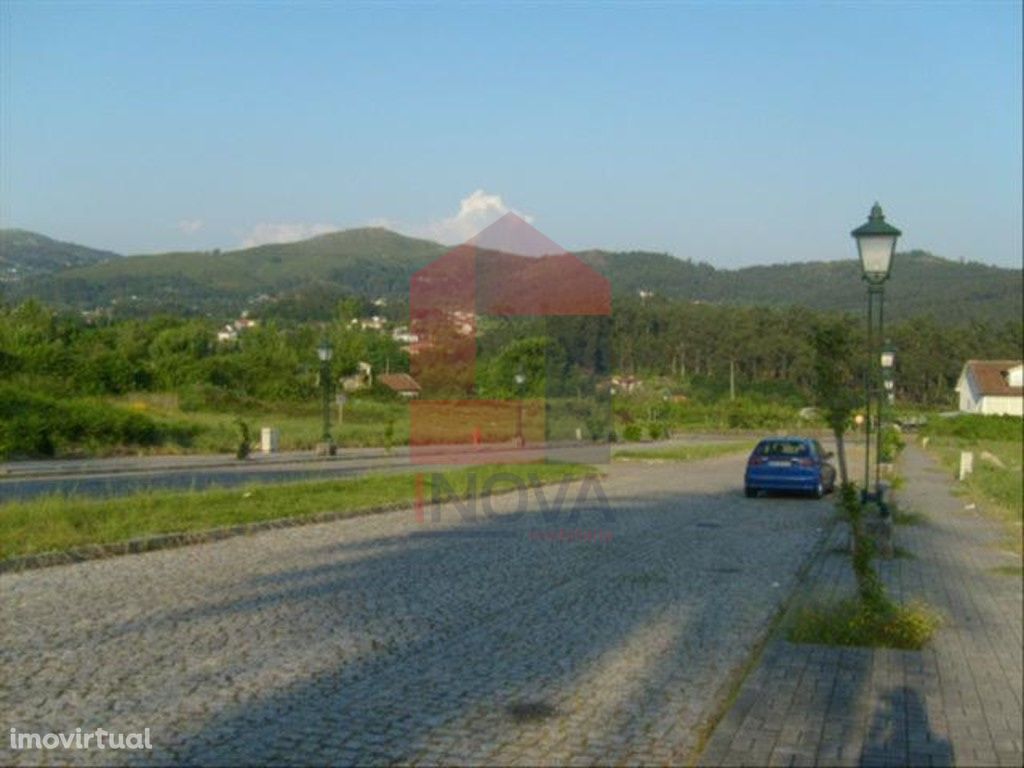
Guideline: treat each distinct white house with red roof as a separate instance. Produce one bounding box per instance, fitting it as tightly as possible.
[956,360,1023,416]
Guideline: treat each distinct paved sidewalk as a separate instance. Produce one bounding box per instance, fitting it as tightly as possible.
[699,446,1023,767]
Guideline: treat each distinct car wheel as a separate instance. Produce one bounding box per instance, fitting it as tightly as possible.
[744,486,757,498]
[812,482,825,499]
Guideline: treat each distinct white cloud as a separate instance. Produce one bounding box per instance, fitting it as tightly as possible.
[370,190,534,244]
[241,222,338,248]
[176,218,204,235]
[424,190,534,244]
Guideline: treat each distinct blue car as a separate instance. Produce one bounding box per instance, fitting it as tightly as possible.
[744,437,837,499]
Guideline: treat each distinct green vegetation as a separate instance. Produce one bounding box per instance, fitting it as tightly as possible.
[0,229,119,281]
[991,565,1023,577]
[787,597,939,650]
[6,227,445,317]
[0,384,199,458]
[892,507,928,526]
[793,323,940,651]
[924,424,1022,553]
[922,414,1023,442]
[0,462,597,561]
[2,233,1021,458]
[7,226,1021,325]
[614,442,750,462]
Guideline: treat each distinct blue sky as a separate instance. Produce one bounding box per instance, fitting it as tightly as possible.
[1,1,1020,267]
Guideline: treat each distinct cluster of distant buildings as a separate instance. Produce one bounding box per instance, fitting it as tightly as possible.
[215,312,259,343]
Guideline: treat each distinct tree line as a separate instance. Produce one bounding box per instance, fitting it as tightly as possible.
[1,296,1020,409]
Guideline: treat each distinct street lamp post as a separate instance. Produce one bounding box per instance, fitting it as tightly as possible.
[317,338,335,454]
[514,368,526,448]
[851,203,901,509]
[878,342,896,491]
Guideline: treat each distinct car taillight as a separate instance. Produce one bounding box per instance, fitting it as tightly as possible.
[748,456,766,466]
[797,458,815,467]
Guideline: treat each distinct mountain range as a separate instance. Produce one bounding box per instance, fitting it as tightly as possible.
[1,227,1020,325]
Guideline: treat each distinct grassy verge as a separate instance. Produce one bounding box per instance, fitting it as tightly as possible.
[613,441,750,462]
[925,435,1022,553]
[0,462,597,562]
[787,597,939,650]
[116,393,410,453]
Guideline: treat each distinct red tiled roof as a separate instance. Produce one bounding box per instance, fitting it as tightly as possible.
[378,373,421,392]
[964,360,1023,397]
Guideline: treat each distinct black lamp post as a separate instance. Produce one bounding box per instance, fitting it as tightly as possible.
[851,203,901,508]
[514,367,526,448]
[317,338,334,450]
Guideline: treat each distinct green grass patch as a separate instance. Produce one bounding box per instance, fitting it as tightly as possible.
[922,414,1022,442]
[0,462,597,561]
[787,598,939,650]
[893,508,928,526]
[926,435,1022,553]
[991,564,1023,577]
[116,392,410,453]
[614,441,750,462]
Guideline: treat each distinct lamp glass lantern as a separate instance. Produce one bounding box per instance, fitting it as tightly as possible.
[852,203,901,284]
[317,339,333,362]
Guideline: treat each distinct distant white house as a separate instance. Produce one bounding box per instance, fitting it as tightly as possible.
[216,312,259,344]
[340,361,373,393]
[216,324,238,344]
[955,360,1023,416]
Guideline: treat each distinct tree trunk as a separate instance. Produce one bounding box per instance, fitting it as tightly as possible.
[834,426,850,487]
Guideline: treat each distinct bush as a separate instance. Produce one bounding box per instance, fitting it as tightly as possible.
[880,425,905,462]
[0,383,197,459]
[235,419,252,460]
[788,597,938,650]
[622,424,643,442]
[647,421,667,440]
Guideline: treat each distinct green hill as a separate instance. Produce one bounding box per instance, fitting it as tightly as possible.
[578,249,1022,324]
[4,227,1020,325]
[0,229,121,283]
[7,228,445,314]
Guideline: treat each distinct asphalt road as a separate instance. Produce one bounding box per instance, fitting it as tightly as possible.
[0,434,761,503]
[1,450,840,766]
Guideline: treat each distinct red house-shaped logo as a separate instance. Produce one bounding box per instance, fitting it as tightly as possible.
[409,213,611,464]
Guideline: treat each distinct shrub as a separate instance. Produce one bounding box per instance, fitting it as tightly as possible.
[622,424,643,442]
[235,419,252,460]
[646,421,667,440]
[0,383,197,459]
[788,597,938,650]
[880,425,905,462]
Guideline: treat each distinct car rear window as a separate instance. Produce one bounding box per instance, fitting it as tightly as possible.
[754,440,810,457]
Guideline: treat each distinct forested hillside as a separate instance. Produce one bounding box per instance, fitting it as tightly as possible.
[0,229,121,283]
[4,227,1021,325]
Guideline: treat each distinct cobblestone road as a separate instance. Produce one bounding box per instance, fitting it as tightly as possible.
[2,452,834,765]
